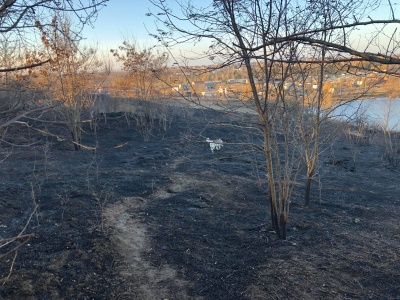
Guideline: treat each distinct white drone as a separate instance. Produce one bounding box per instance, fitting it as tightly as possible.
[206,138,223,153]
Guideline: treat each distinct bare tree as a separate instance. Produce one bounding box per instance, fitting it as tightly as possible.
[149,0,400,238]
[111,40,168,137]
[0,0,108,72]
[111,40,168,101]
[38,16,109,150]
[0,0,108,144]
[149,0,309,239]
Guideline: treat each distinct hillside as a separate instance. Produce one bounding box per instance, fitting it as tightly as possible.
[0,101,399,299]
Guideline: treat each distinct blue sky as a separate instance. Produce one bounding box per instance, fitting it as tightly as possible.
[83,0,398,47]
[81,0,213,66]
[82,0,161,49]
[81,0,399,66]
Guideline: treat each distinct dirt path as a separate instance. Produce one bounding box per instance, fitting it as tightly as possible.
[105,196,197,300]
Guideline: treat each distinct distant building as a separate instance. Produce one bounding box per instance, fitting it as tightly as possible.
[205,81,221,90]
[228,78,248,84]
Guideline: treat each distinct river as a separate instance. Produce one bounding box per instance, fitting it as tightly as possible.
[328,98,400,131]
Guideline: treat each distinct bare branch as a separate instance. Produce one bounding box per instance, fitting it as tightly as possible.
[0,59,50,73]
[242,36,400,65]
[0,104,58,129]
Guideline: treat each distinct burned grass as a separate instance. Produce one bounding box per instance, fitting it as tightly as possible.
[0,104,399,299]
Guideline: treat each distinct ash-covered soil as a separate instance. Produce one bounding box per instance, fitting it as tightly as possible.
[0,101,399,299]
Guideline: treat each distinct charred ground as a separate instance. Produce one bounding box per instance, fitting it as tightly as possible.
[0,101,399,299]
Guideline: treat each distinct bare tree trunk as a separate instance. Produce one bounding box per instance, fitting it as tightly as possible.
[279,212,287,240]
[70,127,81,151]
[304,176,312,207]
[303,32,326,205]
